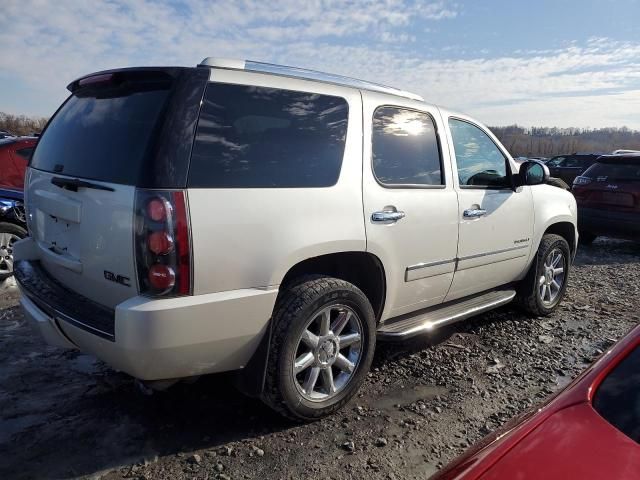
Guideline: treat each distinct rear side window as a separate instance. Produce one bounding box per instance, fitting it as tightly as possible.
[30,74,172,185]
[586,162,640,181]
[15,147,34,161]
[372,107,442,186]
[188,83,349,188]
[593,346,640,443]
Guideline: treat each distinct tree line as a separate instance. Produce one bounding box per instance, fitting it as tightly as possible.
[490,125,640,157]
[0,112,48,136]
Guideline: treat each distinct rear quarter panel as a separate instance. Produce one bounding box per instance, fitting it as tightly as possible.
[188,70,365,294]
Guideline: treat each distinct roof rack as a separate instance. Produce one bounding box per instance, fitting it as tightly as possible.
[198,57,424,102]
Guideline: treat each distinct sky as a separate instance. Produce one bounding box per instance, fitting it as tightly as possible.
[1,0,640,128]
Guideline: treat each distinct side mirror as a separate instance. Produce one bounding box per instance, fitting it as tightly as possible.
[516,160,549,187]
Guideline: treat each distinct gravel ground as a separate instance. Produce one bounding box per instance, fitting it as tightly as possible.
[1,238,639,480]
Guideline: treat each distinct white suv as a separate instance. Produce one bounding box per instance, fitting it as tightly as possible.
[15,58,577,420]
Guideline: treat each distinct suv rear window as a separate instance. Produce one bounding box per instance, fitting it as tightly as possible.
[586,162,640,181]
[30,75,172,185]
[188,83,348,188]
[593,345,640,443]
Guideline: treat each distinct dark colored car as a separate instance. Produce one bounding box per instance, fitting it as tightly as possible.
[0,137,34,279]
[545,154,600,185]
[430,323,640,480]
[572,153,640,244]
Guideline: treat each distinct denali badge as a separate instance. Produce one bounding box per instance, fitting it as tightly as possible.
[104,270,131,287]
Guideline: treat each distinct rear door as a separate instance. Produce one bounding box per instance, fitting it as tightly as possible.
[362,94,459,319]
[24,68,206,308]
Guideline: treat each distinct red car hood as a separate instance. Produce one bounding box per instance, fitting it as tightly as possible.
[431,324,640,480]
[480,402,640,479]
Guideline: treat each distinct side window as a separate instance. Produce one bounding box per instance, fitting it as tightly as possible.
[547,156,566,167]
[189,83,349,188]
[15,147,34,161]
[564,157,582,168]
[449,118,510,188]
[372,107,442,186]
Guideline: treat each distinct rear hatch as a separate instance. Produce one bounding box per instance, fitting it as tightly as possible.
[575,159,640,212]
[25,67,208,309]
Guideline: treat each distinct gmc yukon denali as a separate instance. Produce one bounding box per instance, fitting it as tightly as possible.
[14,58,578,420]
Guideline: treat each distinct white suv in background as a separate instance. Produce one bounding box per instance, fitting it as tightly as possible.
[15,58,578,420]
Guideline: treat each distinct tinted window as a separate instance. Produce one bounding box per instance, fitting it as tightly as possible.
[372,107,442,186]
[188,83,348,188]
[15,147,34,161]
[564,156,584,168]
[449,119,509,187]
[547,156,566,167]
[586,162,640,181]
[30,78,171,185]
[593,346,640,443]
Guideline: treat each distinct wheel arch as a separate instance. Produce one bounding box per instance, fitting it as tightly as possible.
[544,221,577,256]
[278,251,387,323]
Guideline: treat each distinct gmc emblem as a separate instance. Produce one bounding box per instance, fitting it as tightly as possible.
[104,270,131,287]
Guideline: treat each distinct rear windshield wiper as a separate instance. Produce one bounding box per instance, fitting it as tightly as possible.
[51,177,115,192]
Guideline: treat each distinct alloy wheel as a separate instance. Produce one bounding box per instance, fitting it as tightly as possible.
[0,232,20,275]
[538,248,566,306]
[292,304,363,402]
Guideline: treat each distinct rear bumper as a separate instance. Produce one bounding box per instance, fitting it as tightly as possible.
[578,207,640,239]
[16,257,278,380]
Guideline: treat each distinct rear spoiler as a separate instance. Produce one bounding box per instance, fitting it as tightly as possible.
[66,67,187,93]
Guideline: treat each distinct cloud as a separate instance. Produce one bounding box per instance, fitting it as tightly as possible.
[1,1,639,128]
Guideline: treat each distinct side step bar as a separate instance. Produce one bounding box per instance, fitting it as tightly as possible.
[377,289,516,340]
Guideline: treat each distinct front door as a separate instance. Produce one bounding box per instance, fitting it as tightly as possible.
[362,95,459,320]
[444,117,534,302]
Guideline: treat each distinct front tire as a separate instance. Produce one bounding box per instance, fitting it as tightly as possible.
[262,276,376,421]
[517,234,571,317]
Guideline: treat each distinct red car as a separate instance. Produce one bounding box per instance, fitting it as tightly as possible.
[0,136,37,190]
[430,323,640,480]
[572,153,640,244]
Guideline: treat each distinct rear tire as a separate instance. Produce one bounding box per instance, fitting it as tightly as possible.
[517,234,570,317]
[0,222,26,281]
[262,275,376,421]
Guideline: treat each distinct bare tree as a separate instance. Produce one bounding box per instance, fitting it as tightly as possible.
[490,124,640,157]
[0,112,48,136]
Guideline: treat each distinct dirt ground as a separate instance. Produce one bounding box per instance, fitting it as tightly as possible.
[1,238,639,480]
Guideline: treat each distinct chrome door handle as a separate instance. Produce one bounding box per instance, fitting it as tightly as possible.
[463,208,487,218]
[371,211,406,223]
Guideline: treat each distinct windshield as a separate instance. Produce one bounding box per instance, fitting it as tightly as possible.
[593,345,640,443]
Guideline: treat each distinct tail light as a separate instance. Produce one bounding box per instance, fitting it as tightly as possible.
[573,176,592,186]
[134,190,192,297]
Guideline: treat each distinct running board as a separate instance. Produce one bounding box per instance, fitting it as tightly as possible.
[377,289,516,340]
